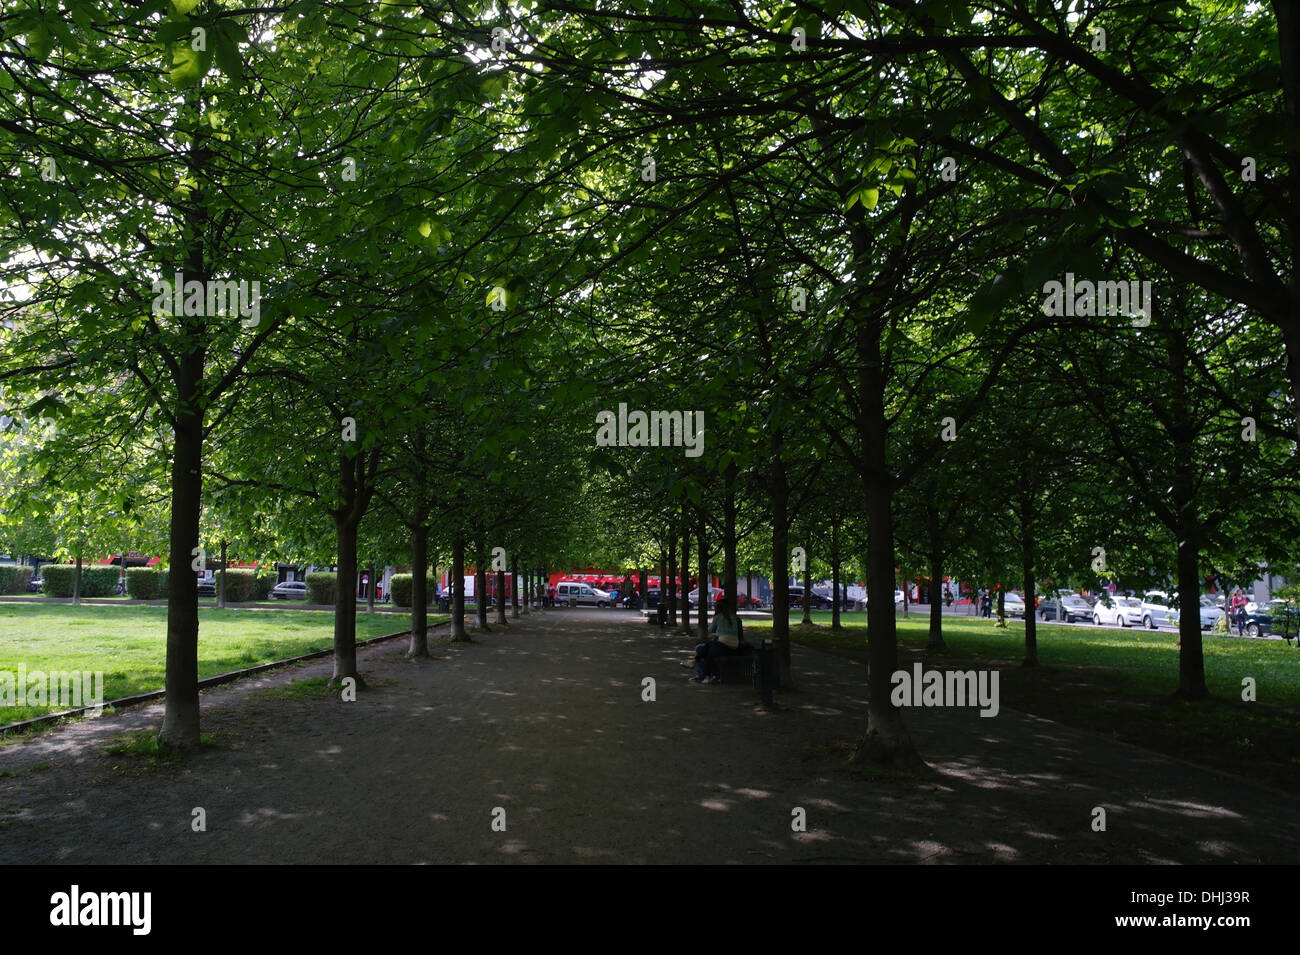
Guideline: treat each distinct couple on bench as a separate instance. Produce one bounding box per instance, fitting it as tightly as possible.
[690,597,751,684]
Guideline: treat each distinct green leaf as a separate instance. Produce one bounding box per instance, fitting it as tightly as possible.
[25,25,53,61]
[169,44,212,88]
[171,0,203,14]
[213,29,243,86]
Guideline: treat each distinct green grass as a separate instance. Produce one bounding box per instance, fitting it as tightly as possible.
[747,610,1300,790]
[0,603,441,723]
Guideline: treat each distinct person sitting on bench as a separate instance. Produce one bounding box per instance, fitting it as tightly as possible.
[691,597,747,684]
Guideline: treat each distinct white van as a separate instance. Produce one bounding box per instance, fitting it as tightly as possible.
[555,581,613,608]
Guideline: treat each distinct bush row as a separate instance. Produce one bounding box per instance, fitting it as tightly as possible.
[39,565,121,597]
[0,565,34,594]
[389,574,437,608]
[125,567,170,599]
[215,569,274,602]
[306,572,337,605]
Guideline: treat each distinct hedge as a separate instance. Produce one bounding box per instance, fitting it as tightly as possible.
[390,574,437,608]
[125,567,170,599]
[306,572,337,605]
[211,569,274,602]
[39,564,121,598]
[0,565,33,595]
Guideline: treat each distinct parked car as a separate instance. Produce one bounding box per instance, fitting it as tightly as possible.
[622,588,661,610]
[852,589,905,611]
[1195,595,1225,630]
[1002,592,1026,618]
[686,586,724,609]
[787,586,833,609]
[811,584,856,610]
[555,581,613,607]
[270,580,309,600]
[1092,594,1143,627]
[1139,591,1177,629]
[1039,594,1092,622]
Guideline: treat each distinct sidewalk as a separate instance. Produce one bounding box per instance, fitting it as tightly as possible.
[1,608,1296,864]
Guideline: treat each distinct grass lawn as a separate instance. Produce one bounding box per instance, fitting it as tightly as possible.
[745,611,1300,791]
[0,603,438,725]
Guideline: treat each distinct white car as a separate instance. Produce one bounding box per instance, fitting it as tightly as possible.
[1139,591,1177,629]
[554,581,613,608]
[270,580,309,600]
[1195,595,1225,629]
[852,589,905,611]
[1002,592,1026,618]
[1093,594,1144,627]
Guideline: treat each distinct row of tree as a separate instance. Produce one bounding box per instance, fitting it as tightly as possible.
[2,1,1298,763]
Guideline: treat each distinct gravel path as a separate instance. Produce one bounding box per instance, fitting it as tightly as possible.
[2,608,1296,864]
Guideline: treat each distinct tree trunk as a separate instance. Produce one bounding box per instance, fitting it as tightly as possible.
[928,552,945,650]
[1175,527,1208,697]
[512,557,521,619]
[770,444,792,687]
[723,461,737,609]
[680,502,691,632]
[802,561,812,625]
[667,531,677,625]
[476,546,489,631]
[332,509,361,685]
[831,520,842,630]
[451,534,468,641]
[408,522,430,658]
[1170,318,1208,698]
[366,563,375,614]
[697,506,709,641]
[1022,548,1038,666]
[72,553,82,605]
[496,566,508,625]
[218,540,227,609]
[851,322,919,767]
[158,341,205,750]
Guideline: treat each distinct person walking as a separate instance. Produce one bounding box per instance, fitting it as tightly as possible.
[1230,588,1248,636]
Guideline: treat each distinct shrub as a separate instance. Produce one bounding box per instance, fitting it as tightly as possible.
[39,564,121,597]
[218,569,261,602]
[0,565,33,595]
[306,572,337,605]
[125,567,170,599]
[390,574,437,608]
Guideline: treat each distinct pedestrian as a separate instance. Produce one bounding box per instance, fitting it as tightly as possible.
[1230,588,1248,636]
[981,590,992,618]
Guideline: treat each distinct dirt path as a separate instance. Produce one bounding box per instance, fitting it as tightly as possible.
[2,609,1296,864]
